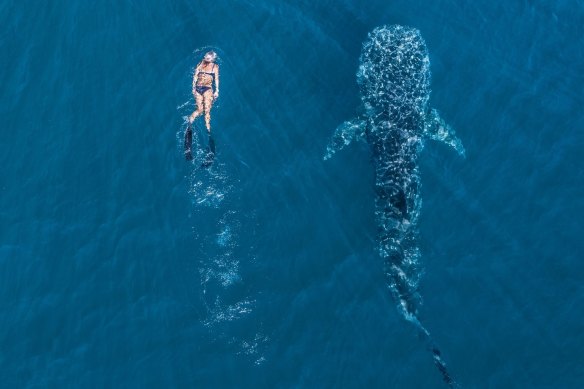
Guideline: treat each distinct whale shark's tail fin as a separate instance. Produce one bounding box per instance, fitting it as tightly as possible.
[395,295,457,387]
[324,117,367,160]
[383,244,457,387]
[413,315,457,388]
[431,345,457,388]
[423,108,465,157]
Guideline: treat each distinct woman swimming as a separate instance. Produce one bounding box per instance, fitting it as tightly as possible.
[189,51,220,133]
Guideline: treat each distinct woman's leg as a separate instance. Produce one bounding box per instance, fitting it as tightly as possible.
[202,90,214,132]
[189,92,204,123]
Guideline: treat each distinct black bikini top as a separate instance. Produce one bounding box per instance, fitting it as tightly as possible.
[198,63,216,78]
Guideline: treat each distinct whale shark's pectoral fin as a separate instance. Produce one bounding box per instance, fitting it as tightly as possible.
[423,108,466,157]
[324,117,367,160]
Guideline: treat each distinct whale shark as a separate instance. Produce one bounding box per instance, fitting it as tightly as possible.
[325,25,465,387]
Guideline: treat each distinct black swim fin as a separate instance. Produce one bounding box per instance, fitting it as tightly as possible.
[201,135,215,168]
[184,124,193,161]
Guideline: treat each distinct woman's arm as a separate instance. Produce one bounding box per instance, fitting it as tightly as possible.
[213,65,220,98]
[192,65,200,94]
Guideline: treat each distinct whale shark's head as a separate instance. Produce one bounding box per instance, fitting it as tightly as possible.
[357,25,431,123]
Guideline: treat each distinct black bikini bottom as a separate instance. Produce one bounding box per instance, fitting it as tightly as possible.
[195,85,212,95]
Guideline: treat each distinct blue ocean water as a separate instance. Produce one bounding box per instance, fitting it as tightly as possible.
[1,0,583,387]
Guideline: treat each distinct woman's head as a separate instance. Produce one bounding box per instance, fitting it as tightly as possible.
[203,51,217,63]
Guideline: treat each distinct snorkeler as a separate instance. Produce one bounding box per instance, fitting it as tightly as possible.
[189,51,220,134]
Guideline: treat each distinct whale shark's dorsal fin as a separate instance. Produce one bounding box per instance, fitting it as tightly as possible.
[423,108,466,157]
[324,117,367,160]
